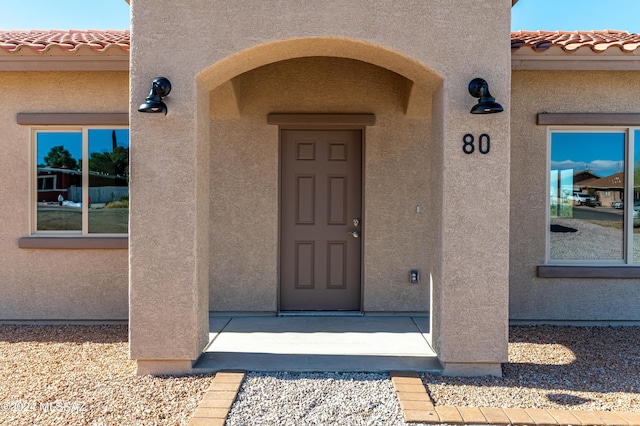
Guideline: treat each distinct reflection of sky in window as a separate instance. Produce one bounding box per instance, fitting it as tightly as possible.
[636,130,640,165]
[88,129,129,154]
[37,130,129,166]
[551,132,625,178]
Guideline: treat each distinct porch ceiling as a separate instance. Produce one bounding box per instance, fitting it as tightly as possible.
[197,37,443,118]
[209,51,435,118]
[208,56,433,119]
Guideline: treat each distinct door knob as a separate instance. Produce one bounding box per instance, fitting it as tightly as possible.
[347,231,359,239]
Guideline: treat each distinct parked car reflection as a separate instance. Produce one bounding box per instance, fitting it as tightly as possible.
[568,192,597,207]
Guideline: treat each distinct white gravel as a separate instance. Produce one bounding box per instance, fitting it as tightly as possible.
[1,324,639,425]
[226,372,404,426]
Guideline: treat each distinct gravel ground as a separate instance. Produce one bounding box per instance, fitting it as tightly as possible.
[226,372,404,426]
[0,325,212,426]
[424,326,640,413]
[1,324,639,425]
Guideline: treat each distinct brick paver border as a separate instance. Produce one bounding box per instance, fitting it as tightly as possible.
[189,370,640,425]
[390,371,640,426]
[188,371,245,426]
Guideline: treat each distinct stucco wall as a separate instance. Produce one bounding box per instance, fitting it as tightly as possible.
[208,57,431,312]
[510,70,640,321]
[130,0,512,370]
[0,71,129,320]
[209,117,279,311]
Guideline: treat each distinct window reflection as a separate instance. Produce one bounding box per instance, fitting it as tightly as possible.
[34,128,129,234]
[549,132,625,260]
[88,129,129,233]
[634,130,640,263]
[36,132,82,231]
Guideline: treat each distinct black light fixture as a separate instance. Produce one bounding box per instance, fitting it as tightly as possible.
[468,78,503,114]
[138,77,172,115]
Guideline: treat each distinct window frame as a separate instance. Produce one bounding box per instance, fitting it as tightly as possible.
[545,126,639,266]
[29,125,129,237]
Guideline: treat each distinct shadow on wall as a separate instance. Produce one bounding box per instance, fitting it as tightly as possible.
[424,325,640,406]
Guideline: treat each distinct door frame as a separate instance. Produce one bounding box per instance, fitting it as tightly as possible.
[271,114,374,313]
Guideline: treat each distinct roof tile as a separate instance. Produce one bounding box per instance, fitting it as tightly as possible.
[0,29,638,57]
[512,30,640,54]
[0,30,130,54]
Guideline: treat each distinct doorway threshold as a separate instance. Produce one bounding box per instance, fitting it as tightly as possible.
[278,311,363,317]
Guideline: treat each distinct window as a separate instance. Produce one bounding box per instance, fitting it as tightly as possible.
[33,127,129,235]
[548,128,640,264]
[38,174,56,191]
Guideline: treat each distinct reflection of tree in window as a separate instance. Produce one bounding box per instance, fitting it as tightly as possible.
[87,129,129,234]
[34,128,129,234]
[89,146,129,179]
[42,145,77,169]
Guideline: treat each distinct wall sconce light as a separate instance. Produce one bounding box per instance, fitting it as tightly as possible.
[468,78,503,114]
[138,77,172,115]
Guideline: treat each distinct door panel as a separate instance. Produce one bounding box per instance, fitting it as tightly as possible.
[280,129,362,311]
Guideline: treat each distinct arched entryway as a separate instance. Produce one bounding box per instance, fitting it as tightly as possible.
[197,39,441,318]
[130,25,511,377]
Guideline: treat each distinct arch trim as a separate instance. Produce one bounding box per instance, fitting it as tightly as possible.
[197,36,442,92]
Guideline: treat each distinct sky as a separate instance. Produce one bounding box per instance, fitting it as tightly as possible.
[512,0,640,33]
[0,1,130,30]
[1,1,640,33]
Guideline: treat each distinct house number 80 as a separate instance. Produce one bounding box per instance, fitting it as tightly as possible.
[462,133,490,155]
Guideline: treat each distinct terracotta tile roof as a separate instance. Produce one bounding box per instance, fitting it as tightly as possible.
[0,30,129,54]
[511,30,640,54]
[1,29,639,57]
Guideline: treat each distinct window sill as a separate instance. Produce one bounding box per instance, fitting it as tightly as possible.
[537,265,640,279]
[18,236,128,249]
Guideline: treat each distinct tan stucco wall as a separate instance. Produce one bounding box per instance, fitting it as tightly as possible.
[0,71,129,320]
[130,0,512,371]
[510,70,640,321]
[208,57,431,312]
[209,118,279,311]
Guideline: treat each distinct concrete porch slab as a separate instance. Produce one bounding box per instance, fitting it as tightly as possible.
[193,316,441,373]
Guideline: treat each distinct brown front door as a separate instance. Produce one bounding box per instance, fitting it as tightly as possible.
[280,129,362,311]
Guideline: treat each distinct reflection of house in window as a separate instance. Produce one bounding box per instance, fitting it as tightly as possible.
[37,174,56,191]
[36,167,81,203]
[582,172,624,207]
[572,170,600,192]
